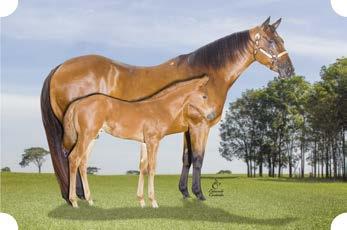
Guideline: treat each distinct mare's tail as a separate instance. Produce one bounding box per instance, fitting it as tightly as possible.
[40,65,85,203]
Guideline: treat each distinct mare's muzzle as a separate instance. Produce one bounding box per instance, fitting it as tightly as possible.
[278,58,295,78]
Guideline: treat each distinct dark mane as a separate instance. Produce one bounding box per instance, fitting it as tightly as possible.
[182,30,251,69]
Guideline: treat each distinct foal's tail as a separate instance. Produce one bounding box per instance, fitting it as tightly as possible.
[40,65,85,203]
[62,103,78,152]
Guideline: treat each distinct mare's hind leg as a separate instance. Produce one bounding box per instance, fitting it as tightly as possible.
[146,140,159,208]
[137,143,148,208]
[179,131,192,198]
[79,140,96,206]
[68,136,89,208]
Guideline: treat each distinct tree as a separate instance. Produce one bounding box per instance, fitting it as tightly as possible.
[19,147,49,173]
[126,170,140,175]
[87,166,100,175]
[1,167,11,172]
[219,58,346,180]
[306,58,347,179]
[219,89,266,177]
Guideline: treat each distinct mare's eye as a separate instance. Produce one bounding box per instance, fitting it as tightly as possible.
[203,95,207,99]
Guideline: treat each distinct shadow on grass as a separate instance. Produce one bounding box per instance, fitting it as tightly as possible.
[258,177,346,183]
[48,199,296,226]
[200,175,239,180]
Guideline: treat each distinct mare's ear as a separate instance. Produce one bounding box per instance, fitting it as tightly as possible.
[196,75,209,89]
[272,18,281,30]
[261,16,271,29]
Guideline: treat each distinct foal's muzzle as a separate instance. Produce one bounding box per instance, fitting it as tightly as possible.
[206,112,216,121]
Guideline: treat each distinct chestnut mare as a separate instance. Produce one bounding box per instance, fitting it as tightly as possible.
[41,17,294,203]
[62,76,213,208]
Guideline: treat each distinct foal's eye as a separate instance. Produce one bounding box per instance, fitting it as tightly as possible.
[203,95,207,99]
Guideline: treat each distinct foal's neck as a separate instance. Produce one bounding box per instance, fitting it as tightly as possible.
[157,88,192,120]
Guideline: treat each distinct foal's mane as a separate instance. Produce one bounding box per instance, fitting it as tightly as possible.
[147,75,208,100]
[178,30,251,69]
[66,75,208,111]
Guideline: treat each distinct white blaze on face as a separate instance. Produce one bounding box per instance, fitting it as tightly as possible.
[331,0,347,17]
[0,0,18,17]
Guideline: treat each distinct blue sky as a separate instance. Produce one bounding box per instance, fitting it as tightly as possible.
[1,0,347,174]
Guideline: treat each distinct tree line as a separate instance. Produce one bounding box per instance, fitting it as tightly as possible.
[219,58,346,179]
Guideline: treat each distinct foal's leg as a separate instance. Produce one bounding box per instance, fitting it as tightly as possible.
[137,143,148,208]
[190,125,210,201]
[179,131,192,198]
[79,139,95,206]
[146,140,159,208]
[68,137,88,208]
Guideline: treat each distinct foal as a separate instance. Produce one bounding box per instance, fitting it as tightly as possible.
[62,76,215,208]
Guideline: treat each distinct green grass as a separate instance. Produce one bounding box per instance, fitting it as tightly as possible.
[1,173,346,229]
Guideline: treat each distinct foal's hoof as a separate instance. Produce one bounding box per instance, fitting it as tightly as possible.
[139,199,146,208]
[71,200,79,208]
[151,200,159,208]
[88,199,94,206]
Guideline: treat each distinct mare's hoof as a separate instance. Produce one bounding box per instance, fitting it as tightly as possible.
[88,199,94,206]
[183,193,191,199]
[180,189,190,199]
[194,192,206,201]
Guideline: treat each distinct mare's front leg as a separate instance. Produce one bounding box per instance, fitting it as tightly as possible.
[178,131,192,198]
[146,139,159,208]
[190,124,210,201]
[137,143,148,208]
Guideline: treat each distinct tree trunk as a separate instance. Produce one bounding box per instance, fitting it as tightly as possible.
[343,129,346,181]
[325,144,329,178]
[259,161,263,177]
[301,142,305,178]
[332,138,338,178]
[38,164,41,173]
[246,160,250,177]
[278,151,281,178]
[313,139,317,178]
[268,157,272,177]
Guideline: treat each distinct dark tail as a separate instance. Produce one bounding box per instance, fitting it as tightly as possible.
[40,65,85,203]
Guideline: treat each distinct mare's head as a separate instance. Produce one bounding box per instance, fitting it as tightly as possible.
[186,76,216,122]
[251,17,295,78]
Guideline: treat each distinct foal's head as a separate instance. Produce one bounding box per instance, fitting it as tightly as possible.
[186,77,216,122]
[251,17,295,78]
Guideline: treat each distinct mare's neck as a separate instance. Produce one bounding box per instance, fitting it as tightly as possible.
[209,47,255,113]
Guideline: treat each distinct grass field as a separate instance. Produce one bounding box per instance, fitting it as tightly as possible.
[1,173,346,229]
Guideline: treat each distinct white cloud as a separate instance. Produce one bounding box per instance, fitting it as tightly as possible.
[4,2,346,60]
[284,33,347,59]
[1,93,39,114]
[2,2,255,51]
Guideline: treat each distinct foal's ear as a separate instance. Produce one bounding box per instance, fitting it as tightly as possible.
[196,75,209,89]
[261,16,271,28]
[272,18,281,30]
